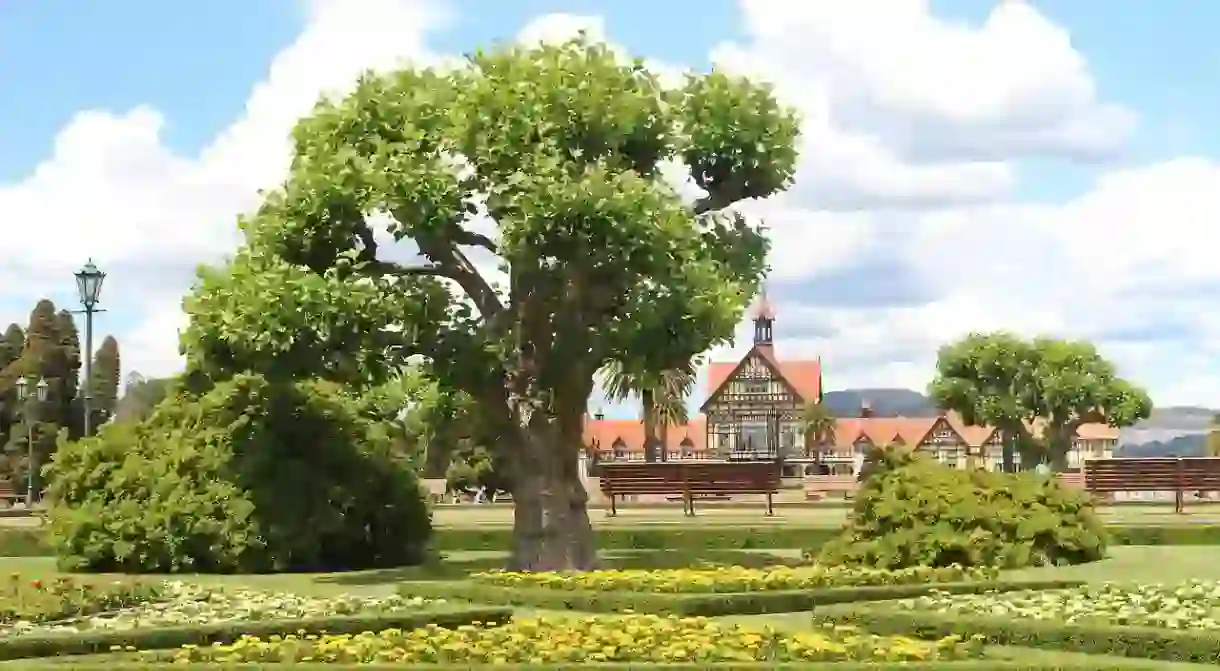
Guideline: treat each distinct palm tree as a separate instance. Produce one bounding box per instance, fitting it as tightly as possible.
[800,401,837,462]
[602,360,697,462]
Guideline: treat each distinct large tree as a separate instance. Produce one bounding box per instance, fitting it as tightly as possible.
[930,332,1152,472]
[929,332,1035,472]
[4,301,71,494]
[1027,336,1151,471]
[181,37,795,570]
[51,311,83,436]
[89,335,121,424]
[0,324,24,451]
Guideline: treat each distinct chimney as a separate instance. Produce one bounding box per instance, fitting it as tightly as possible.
[860,399,873,418]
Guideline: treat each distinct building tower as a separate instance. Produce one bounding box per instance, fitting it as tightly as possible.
[753,287,775,346]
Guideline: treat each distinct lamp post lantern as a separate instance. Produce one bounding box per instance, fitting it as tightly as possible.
[15,376,48,506]
[74,260,106,438]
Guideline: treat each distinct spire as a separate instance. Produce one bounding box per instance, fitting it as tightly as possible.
[751,285,775,346]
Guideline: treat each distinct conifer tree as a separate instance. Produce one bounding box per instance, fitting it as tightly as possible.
[0,323,24,459]
[90,336,121,423]
[51,311,82,435]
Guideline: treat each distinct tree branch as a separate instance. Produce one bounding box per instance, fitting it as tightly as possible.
[367,261,457,280]
[447,224,498,253]
[402,219,504,321]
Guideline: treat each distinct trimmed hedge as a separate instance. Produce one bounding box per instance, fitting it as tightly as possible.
[4,523,1220,557]
[0,607,510,661]
[399,579,1083,616]
[9,661,1199,670]
[815,608,1220,665]
[438,524,1220,552]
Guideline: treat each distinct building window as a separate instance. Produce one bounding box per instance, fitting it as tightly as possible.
[744,381,767,394]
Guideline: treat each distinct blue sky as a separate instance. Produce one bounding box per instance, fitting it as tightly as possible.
[5,1,1213,181]
[3,0,1220,409]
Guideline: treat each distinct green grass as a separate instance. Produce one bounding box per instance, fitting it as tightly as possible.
[0,545,1203,601]
[426,502,1220,528]
[1006,545,1220,584]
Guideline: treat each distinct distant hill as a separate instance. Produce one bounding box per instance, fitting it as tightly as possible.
[826,388,1217,456]
[1117,434,1205,457]
[822,389,937,418]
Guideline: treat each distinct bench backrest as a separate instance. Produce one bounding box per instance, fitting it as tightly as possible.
[598,461,780,491]
[1084,457,1220,493]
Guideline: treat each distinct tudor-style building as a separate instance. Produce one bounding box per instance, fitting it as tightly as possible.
[700,292,823,462]
[581,294,1119,475]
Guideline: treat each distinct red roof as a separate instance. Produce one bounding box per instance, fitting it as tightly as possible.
[583,415,708,454]
[706,348,821,404]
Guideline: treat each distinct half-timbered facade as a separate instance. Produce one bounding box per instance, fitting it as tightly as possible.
[699,293,819,461]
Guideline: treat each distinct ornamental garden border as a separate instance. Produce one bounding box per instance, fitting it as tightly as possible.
[17,661,1198,670]
[814,608,1220,665]
[0,607,510,662]
[400,579,1083,616]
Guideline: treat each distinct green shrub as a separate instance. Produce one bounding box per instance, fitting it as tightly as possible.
[817,448,1107,569]
[45,374,432,574]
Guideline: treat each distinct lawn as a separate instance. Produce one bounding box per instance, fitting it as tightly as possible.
[427,502,1220,527]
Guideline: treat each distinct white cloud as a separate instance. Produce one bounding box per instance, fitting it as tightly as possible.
[0,0,449,378]
[7,0,1220,416]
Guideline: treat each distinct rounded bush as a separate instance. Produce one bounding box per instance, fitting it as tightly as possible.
[818,447,1106,570]
[45,374,432,573]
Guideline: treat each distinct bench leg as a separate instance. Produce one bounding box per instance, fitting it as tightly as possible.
[765,492,774,516]
[687,491,696,517]
[608,494,617,517]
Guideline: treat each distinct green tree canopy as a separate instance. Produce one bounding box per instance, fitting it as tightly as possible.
[930,332,1152,472]
[180,36,796,570]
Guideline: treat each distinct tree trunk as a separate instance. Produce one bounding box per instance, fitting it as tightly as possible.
[503,402,598,572]
[505,426,546,571]
[641,388,656,462]
[1001,430,1015,473]
[1046,424,1075,473]
[533,413,597,571]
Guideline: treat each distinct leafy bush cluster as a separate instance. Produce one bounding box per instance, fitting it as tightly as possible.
[45,374,432,574]
[819,447,1106,570]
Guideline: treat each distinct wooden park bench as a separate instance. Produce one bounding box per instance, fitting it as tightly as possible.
[1084,457,1220,513]
[0,482,21,508]
[804,475,858,500]
[598,461,781,517]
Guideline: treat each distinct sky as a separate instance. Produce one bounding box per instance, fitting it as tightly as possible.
[3,0,1220,417]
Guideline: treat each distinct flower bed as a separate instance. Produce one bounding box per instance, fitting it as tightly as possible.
[2,581,442,638]
[148,615,985,664]
[895,581,1220,630]
[0,574,160,625]
[469,564,997,593]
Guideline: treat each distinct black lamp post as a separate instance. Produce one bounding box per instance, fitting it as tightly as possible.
[73,260,106,438]
[14,376,48,506]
